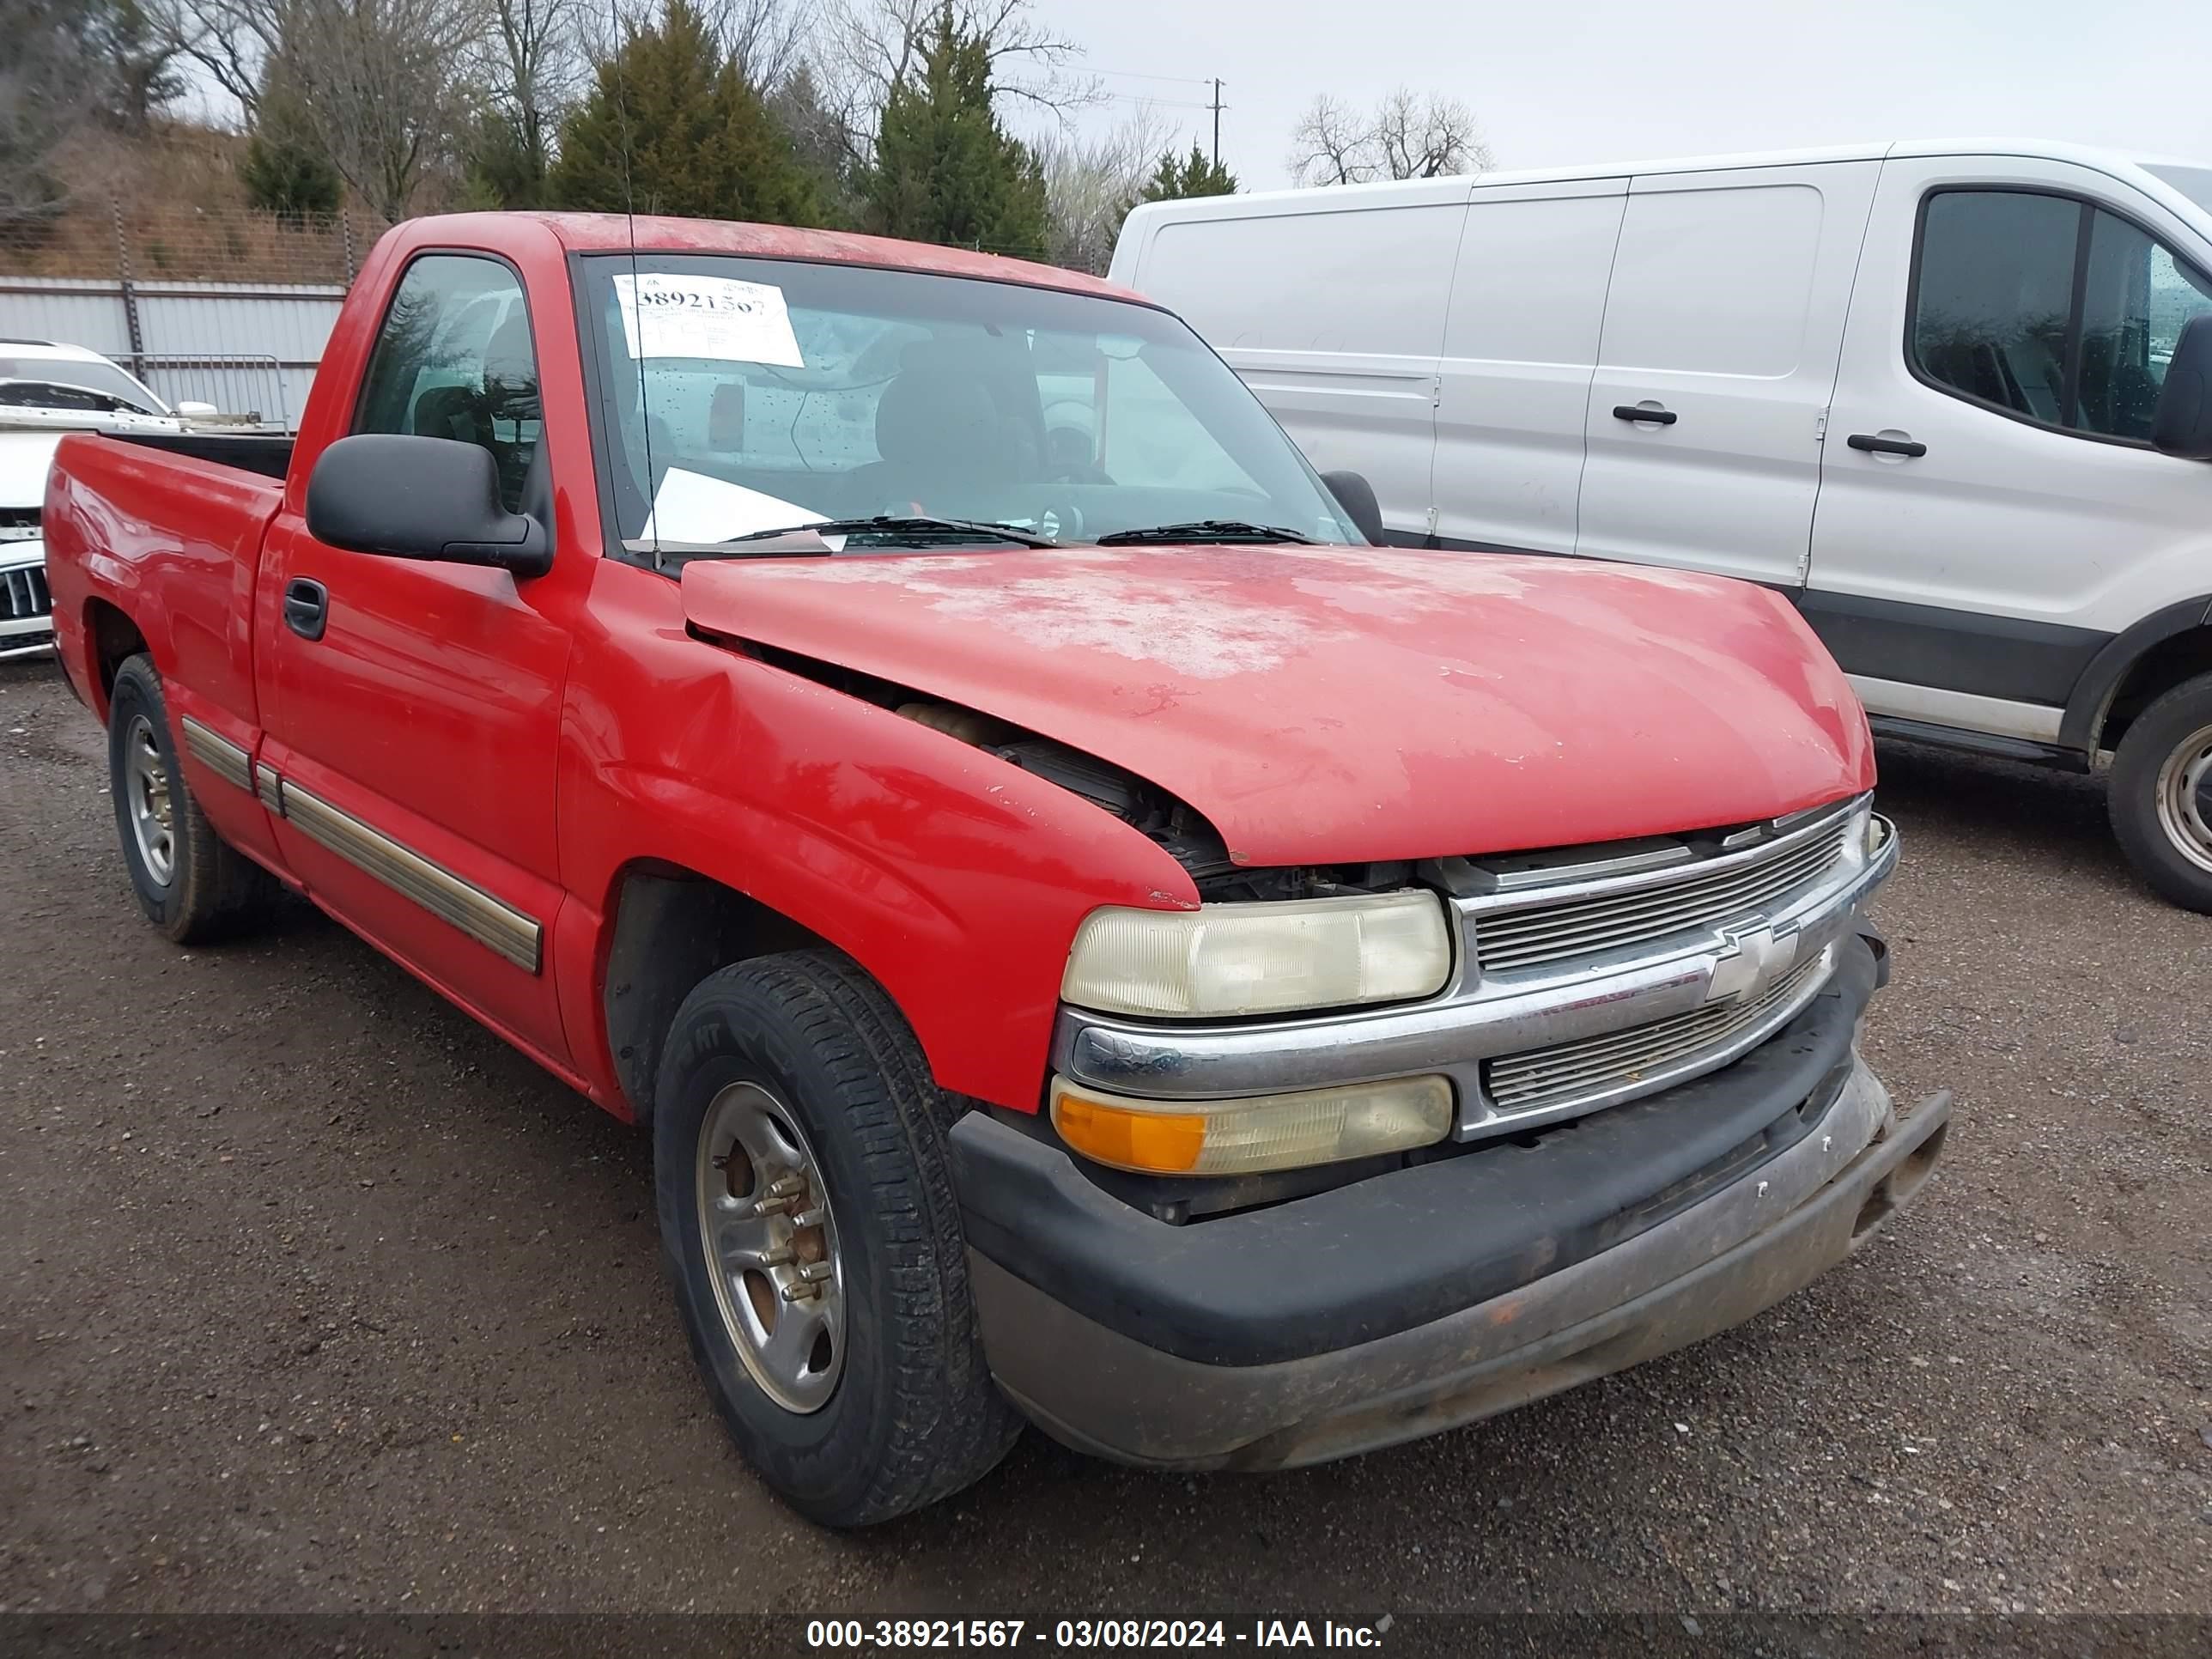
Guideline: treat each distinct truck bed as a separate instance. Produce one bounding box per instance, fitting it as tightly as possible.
[110,428,294,482]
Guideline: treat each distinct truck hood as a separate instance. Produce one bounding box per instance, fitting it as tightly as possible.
[681,544,1874,866]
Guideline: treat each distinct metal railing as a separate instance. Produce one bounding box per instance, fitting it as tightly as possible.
[134,353,295,430]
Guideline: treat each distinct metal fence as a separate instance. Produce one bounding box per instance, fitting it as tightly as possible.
[0,201,360,431]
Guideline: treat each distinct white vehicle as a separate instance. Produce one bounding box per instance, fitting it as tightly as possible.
[1111,140,2212,910]
[0,340,216,659]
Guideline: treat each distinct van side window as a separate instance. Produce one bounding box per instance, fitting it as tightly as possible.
[354,254,543,511]
[1911,189,2212,442]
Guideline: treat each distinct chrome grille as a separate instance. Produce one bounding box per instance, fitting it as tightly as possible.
[0,506,38,543]
[1484,951,1827,1116]
[1471,814,1851,974]
[3,562,51,622]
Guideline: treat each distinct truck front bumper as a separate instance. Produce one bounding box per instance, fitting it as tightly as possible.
[949,937,1949,1472]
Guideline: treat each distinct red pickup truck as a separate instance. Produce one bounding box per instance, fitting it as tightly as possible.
[43,211,1949,1526]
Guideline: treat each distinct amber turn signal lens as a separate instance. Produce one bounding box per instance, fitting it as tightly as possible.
[1050,1074,1453,1176]
[1052,1091,1208,1174]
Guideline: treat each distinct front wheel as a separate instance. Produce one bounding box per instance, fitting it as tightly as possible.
[2108,671,2212,912]
[652,950,1021,1527]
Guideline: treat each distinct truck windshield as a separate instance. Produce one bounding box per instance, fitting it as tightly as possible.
[578,253,1358,554]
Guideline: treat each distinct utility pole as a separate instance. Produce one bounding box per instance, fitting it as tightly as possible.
[1210,78,1224,168]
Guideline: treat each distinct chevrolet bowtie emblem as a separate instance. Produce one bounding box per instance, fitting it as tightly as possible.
[1705,919,1798,1004]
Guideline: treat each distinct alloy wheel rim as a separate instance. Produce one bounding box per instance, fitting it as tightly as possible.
[2155,723,2212,877]
[695,1081,846,1413]
[125,714,175,885]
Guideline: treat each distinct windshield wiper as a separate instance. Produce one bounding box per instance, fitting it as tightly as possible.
[720,514,1058,550]
[1096,519,1316,546]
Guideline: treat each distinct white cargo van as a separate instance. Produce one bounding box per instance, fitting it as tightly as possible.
[1109,140,2212,910]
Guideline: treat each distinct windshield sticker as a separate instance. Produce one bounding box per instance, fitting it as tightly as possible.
[614,274,805,368]
[641,467,840,546]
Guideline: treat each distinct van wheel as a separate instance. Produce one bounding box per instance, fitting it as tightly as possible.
[2109,671,2212,912]
[652,950,1021,1527]
[106,654,271,943]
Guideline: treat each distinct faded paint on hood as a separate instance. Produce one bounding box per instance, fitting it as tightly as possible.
[681,544,1874,865]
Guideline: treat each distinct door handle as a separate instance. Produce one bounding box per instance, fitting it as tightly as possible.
[283,578,328,641]
[1846,433,1928,459]
[1612,404,1678,426]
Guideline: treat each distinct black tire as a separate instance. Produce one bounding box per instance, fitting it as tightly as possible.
[653,949,1021,1527]
[106,654,272,944]
[2108,669,2212,912]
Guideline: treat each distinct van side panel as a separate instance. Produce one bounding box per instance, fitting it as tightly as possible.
[1575,161,1881,586]
[1432,180,1627,556]
[1127,196,1467,540]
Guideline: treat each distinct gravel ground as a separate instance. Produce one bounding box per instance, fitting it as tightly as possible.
[2,653,2209,1632]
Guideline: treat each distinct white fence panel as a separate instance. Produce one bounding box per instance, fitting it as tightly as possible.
[0,279,135,358]
[0,276,344,431]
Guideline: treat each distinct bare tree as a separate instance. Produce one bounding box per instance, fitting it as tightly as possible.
[1033,104,1168,274]
[1287,86,1492,186]
[1285,93,1370,186]
[706,0,811,88]
[812,0,1096,172]
[477,0,585,187]
[185,0,484,220]
[1371,88,1491,180]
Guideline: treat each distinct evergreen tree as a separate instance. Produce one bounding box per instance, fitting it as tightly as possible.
[1142,142,1237,204]
[770,63,860,229]
[239,87,342,224]
[462,109,550,210]
[549,0,816,225]
[863,4,1051,259]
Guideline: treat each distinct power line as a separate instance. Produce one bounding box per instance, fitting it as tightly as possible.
[1085,67,1216,86]
[1095,92,1216,111]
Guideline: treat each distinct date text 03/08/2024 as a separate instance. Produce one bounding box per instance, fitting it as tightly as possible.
[805,1620,1389,1649]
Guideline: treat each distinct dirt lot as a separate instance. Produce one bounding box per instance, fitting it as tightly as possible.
[2,653,2209,1632]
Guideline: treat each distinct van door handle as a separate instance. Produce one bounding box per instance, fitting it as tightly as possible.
[1847,433,1928,459]
[283,578,328,641]
[1612,404,1678,426]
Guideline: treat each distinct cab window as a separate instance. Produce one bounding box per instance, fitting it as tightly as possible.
[355,254,543,510]
[1911,188,2212,442]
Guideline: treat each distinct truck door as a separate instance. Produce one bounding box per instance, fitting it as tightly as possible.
[1432,178,1626,556]
[1806,155,2212,742]
[254,252,576,1067]
[1575,160,1881,585]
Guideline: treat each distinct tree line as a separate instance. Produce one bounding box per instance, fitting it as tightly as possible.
[1,0,1486,272]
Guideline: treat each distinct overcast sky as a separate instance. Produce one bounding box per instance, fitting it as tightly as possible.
[1024,0,2212,191]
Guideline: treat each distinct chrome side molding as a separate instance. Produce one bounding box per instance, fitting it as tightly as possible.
[280,782,543,973]
[179,717,252,793]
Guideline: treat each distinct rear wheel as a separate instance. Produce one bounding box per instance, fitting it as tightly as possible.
[653,950,1020,1526]
[106,654,271,943]
[2109,670,2212,912]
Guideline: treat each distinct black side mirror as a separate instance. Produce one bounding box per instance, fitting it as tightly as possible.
[307,433,553,575]
[2153,314,2212,460]
[1321,469,1385,545]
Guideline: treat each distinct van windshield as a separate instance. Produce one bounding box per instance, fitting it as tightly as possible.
[578,253,1358,554]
